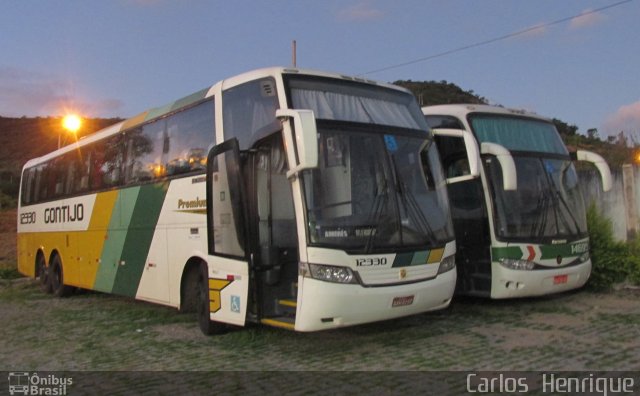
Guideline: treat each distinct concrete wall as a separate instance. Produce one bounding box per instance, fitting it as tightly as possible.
[579,165,639,241]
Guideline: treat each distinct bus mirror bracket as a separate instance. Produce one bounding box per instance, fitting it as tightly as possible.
[480,142,517,191]
[432,128,480,184]
[573,150,613,192]
[276,109,318,179]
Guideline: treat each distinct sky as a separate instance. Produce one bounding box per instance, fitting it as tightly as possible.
[1,0,639,139]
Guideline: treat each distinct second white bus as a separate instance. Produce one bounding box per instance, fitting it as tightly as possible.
[423,104,611,298]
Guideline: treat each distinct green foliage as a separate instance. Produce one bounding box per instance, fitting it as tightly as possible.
[0,191,16,209]
[393,80,487,106]
[587,203,640,290]
[0,267,21,279]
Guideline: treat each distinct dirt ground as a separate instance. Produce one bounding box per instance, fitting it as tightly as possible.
[0,208,16,268]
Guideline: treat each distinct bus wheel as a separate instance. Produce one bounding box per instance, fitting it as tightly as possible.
[49,255,74,298]
[196,263,226,335]
[36,254,52,294]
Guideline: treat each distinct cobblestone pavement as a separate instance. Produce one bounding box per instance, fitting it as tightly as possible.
[1,279,639,394]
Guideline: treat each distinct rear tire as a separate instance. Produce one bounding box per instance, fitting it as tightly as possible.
[196,263,226,335]
[49,255,74,298]
[36,254,52,294]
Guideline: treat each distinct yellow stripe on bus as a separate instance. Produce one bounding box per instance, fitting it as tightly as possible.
[427,248,445,264]
[74,190,119,288]
[208,278,232,313]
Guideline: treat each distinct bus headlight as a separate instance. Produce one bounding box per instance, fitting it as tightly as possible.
[308,263,358,284]
[579,252,590,263]
[499,258,535,271]
[437,255,456,274]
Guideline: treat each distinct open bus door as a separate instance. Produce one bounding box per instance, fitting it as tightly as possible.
[204,138,250,330]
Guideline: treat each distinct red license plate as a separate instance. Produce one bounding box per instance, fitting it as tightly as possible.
[392,295,414,307]
[554,275,568,285]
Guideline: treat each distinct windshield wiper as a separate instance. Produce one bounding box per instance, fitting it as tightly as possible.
[390,154,438,246]
[548,173,582,234]
[531,191,551,239]
[364,180,389,253]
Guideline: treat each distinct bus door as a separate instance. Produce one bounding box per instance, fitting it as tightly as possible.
[248,135,299,327]
[433,128,491,294]
[206,138,250,326]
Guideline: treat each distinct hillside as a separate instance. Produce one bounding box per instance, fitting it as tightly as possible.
[394,79,487,106]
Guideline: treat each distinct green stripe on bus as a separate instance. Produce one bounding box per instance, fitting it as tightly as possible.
[539,241,589,260]
[93,187,141,293]
[111,182,168,297]
[392,250,431,267]
[170,88,209,112]
[491,246,524,261]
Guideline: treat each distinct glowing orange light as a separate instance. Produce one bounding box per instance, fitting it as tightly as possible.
[62,114,82,133]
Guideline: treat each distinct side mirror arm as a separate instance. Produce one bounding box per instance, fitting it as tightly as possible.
[480,142,517,191]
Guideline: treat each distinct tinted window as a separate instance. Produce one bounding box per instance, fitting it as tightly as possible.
[223,79,279,149]
[126,100,214,183]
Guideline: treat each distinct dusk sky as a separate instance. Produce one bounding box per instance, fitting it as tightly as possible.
[1,0,639,139]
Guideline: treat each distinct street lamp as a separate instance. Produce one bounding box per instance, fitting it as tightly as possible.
[60,114,82,148]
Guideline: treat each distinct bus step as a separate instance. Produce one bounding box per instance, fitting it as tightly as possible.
[275,298,297,317]
[470,273,492,280]
[261,316,295,330]
[278,299,297,308]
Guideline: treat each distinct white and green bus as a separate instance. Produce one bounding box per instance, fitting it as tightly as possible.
[17,67,457,334]
[423,104,611,298]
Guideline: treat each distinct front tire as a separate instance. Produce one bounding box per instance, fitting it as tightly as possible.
[195,263,226,335]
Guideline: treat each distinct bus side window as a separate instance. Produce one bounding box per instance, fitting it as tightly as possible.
[100,133,126,188]
[222,78,279,149]
[21,168,35,205]
[50,158,67,198]
[124,127,154,184]
[35,163,48,202]
[435,135,470,178]
[165,100,214,177]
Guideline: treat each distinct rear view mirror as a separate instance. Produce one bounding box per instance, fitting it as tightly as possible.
[276,109,318,178]
[574,150,612,192]
[432,128,480,184]
[481,142,517,191]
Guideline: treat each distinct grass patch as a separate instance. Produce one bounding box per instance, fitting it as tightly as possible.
[587,203,640,290]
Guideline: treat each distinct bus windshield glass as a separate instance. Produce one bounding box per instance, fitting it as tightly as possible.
[301,128,453,251]
[287,76,428,130]
[286,76,452,252]
[470,115,588,242]
[470,115,568,155]
[486,156,587,241]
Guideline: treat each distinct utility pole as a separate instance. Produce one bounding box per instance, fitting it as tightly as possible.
[292,40,297,68]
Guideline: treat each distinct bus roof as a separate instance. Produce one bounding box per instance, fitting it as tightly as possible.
[22,67,410,170]
[422,104,552,123]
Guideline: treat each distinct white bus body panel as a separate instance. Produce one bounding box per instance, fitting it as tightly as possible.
[490,260,591,299]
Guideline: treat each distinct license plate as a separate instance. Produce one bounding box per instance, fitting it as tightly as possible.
[392,295,414,307]
[554,274,568,285]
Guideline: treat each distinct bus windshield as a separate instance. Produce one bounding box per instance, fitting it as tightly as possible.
[286,76,452,252]
[469,115,588,242]
[470,115,568,155]
[301,128,453,252]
